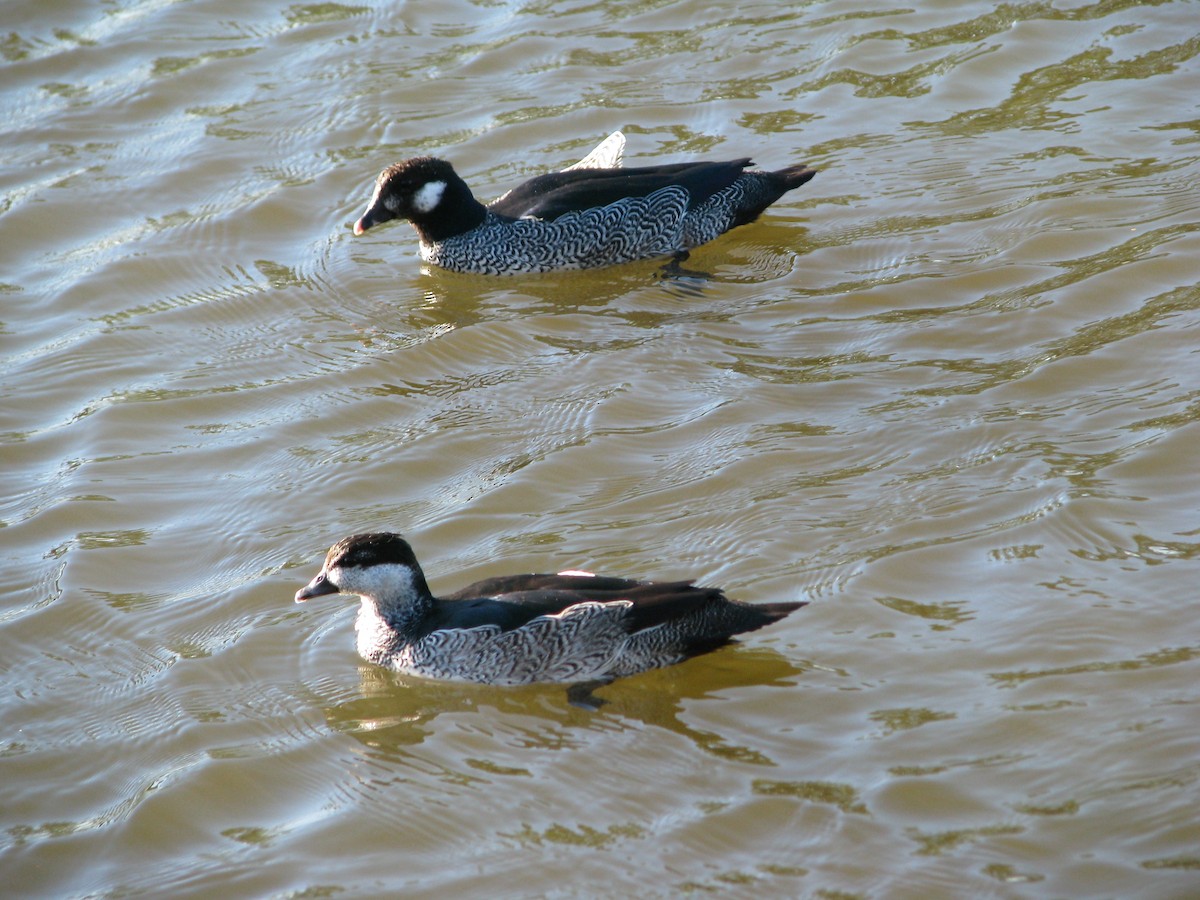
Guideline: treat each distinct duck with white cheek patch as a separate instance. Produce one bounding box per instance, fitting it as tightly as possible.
[351,131,817,275]
[295,533,806,708]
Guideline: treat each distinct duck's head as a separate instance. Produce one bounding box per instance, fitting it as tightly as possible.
[353,157,482,239]
[295,532,432,607]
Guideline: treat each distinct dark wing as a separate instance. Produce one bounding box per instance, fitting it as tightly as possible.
[429,574,725,636]
[442,572,645,599]
[488,159,754,221]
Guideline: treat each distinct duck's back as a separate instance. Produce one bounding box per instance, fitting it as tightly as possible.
[487,159,752,221]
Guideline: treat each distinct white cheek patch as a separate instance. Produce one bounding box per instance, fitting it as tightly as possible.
[412,180,446,213]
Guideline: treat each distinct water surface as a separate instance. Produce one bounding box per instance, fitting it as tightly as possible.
[2,0,1199,896]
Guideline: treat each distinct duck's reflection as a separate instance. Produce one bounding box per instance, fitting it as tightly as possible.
[321,645,806,765]
[406,259,715,326]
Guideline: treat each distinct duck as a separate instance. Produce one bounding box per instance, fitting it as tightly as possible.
[295,532,805,704]
[351,131,817,274]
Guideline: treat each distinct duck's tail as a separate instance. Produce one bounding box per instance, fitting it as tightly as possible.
[774,164,818,192]
[729,165,818,229]
[735,599,808,634]
[671,599,807,658]
[749,599,808,625]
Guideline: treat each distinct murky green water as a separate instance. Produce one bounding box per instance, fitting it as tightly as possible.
[3,0,1199,896]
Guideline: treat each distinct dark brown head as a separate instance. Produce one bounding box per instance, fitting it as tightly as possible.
[352,158,486,241]
[294,532,431,606]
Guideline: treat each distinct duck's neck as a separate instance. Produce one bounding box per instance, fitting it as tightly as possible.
[356,598,403,664]
[352,566,436,661]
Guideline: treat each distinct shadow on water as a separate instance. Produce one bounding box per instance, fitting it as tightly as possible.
[320,646,806,765]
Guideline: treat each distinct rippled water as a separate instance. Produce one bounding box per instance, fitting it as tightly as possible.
[3,0,1199,895]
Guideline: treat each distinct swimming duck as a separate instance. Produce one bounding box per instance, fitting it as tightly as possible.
[295,533,805,701]
[351,131,817,274]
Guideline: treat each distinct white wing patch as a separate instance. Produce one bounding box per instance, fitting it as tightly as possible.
[565,131,626,170]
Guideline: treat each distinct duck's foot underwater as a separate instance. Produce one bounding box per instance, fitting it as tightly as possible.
[566,678,615,711]
[659,249,712,282]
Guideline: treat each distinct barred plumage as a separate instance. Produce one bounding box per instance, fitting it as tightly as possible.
[394,601,632,684]
[424,186,692,275]
[295,533,806,696]
[351,131,817,274]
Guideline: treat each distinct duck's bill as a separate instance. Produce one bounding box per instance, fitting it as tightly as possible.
[295,575,338,603]
[353,204,396,235]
